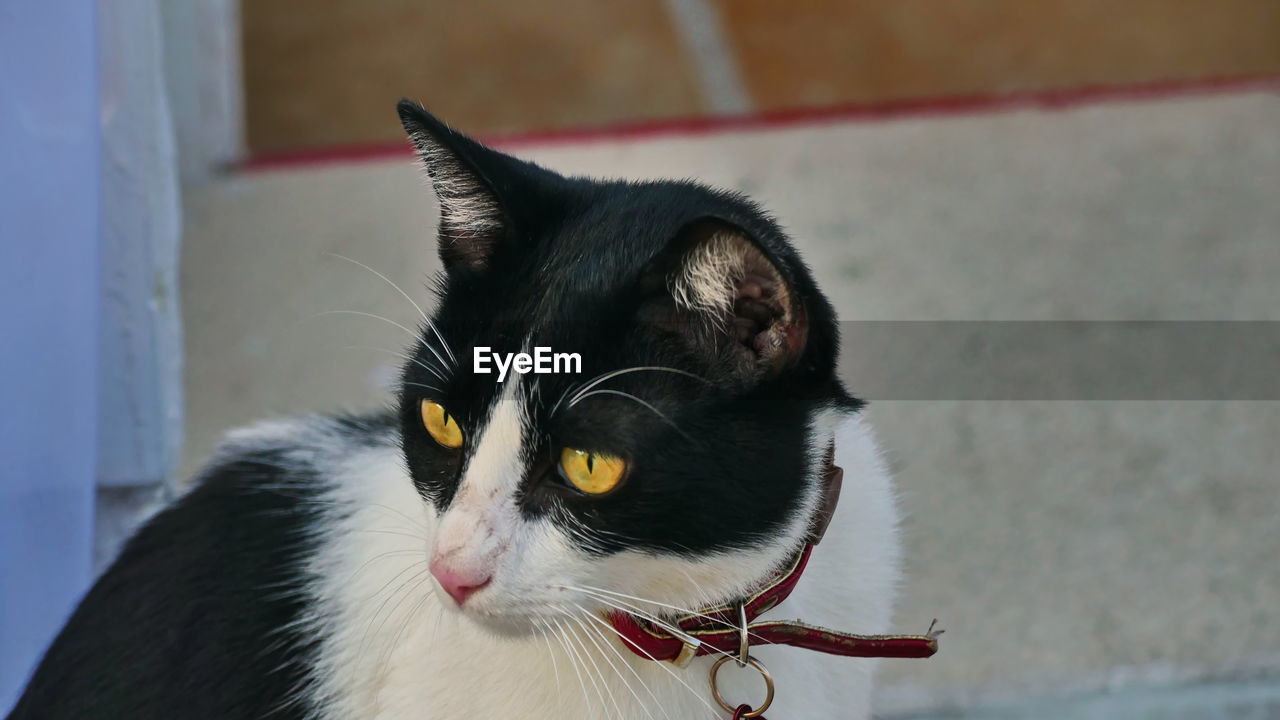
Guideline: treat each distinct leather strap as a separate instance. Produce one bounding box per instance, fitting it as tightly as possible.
[608,444,940,665]
[805,444,843,544]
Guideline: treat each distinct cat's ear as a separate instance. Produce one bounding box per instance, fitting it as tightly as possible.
[397,100,509,272]
[644,218,807,384]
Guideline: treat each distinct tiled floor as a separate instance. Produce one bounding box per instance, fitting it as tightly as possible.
[241,0,705,152]
[241,1,1280,153]
[182,88,1280,715]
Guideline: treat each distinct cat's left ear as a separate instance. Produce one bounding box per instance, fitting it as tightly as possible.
[397,100,516,273]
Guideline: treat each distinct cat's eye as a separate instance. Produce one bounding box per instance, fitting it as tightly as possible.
[421,400,463,449]
[559,448,627,495]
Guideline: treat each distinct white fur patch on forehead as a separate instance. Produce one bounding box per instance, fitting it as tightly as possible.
[456,381,528,502]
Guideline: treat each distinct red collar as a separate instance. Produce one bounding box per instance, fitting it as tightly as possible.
[608,445,940,667]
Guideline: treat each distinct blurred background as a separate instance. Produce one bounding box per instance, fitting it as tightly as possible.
[3,0,1279,716]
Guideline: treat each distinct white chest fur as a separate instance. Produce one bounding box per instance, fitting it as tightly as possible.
[300,414,901,720]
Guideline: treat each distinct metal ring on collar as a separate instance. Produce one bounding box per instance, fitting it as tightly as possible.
[709,654,774,718]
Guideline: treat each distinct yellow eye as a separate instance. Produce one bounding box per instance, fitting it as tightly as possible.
[559,448,627,495]
[421,400,463,449]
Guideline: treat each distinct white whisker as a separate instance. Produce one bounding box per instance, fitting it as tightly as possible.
[569,589,747,660]
[565,612,626,718]
[319,310,453,375]
[570,603,664,720]
[573,584,771,645]
[553,365,708,419]
[340,550,424,586]
[325,252,457,366]
[372,584,434,713]
[568,365,708,407]
[342,345,448,383]
[550,617,594,715]
[585,606,721,719]
[579,611,676,720]
[558,615,609,717]
[352,528,427,542]
[533,618,562,702]
[355,567,430,670]
[570,389,691,439]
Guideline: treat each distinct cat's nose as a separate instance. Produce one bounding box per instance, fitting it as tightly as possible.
[429,557,492,606]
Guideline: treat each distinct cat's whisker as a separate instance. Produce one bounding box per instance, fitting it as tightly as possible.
[553,503,609,552]
[317,310,453,377]
[317,309,417,337]
[584,605,722,719]
[549,617,594,716]
[402,381,444,393]
[429,598,445,648]
[578,612,676,720]
[372,581,435,713]
[567,365,709,408]
[564,612,627,718]
[570,389,692,440]
[569,524,696,552]
[369,576,433,671]
[570,586,768,648]
[571,584,772,645]
[324,252,458,368]
[363,502,429,531]
[342,345,449,384]
[354,567,430,669]
[358,562,431,604]
[340,550,425,587]
[566,617,618,719]
[573,615,655,720]
[569,602,666,720]
[570,591,691,641]
[532,618,562,702]
[249,494,427,537]
[353,528,428,543]
[570,589,758,658]
[557,615,609,717]
[358,563,432,661]
[550,379,586,420]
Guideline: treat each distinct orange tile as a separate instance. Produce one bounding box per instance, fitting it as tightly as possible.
[712,0,1280,110]
[243,0,706,153]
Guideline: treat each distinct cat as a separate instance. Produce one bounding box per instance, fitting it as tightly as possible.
[8,101,903,719]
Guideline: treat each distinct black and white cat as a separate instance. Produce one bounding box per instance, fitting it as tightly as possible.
[10,102,902,719]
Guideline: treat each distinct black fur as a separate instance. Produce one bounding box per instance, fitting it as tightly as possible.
[395,101,859,556]
[7,432,344,719]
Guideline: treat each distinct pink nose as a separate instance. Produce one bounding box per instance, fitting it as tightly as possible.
[429,558,492,606]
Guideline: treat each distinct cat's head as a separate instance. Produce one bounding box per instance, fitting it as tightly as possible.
[394,101,859,635]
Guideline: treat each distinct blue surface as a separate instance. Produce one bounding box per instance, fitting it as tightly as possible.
[0,0,100,712]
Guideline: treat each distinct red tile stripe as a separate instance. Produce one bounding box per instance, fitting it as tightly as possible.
[242,73,1280,172]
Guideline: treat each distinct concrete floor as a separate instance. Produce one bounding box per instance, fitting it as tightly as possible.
[182,89,1280,716]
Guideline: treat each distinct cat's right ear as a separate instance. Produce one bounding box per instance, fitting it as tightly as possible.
[397,100,509,273]
[641,218,809,387]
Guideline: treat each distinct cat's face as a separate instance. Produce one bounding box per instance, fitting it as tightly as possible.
[394,102,858,635]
